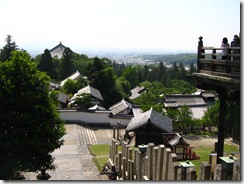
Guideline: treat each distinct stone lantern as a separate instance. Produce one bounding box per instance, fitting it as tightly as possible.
[179,161,195,180]
[219,155,238,179]
[138,144,148,153]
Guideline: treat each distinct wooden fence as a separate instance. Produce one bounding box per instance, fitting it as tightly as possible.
[104,139,240,180]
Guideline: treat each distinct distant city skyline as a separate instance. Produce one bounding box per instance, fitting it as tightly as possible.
[0,0,240,54]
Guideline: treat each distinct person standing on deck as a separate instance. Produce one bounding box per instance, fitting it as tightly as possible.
[231,35,240,61]
[221,37,229,60]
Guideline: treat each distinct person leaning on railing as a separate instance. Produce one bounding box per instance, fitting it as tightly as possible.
[231,35,240,61]
[221,37,229,60]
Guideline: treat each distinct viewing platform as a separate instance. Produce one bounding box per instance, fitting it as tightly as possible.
[192,36,240,101]
[190,36,240,164]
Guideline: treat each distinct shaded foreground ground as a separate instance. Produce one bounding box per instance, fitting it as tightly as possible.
[24,124,239,180]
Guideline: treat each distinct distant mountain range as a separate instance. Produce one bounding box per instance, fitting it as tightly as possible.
[27,47,196,58]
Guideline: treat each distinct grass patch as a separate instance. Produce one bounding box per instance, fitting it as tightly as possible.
[190,144,239,179]
[89,143,239,179]
[88,144,110,173]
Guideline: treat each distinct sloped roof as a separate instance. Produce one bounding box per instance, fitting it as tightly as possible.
[50,41,66,59]
[129,86,147,100]
[57,93,68,104]
[126,108,172,133]
[164,94,206,107]
[60,70,81,87]
[109,99,132,115]
[72,85,103,101]
[88,104,106,111]
[168,133,189,146]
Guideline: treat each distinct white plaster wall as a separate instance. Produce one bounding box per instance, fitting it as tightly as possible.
[59,110,110,124]
[59,110,132,127]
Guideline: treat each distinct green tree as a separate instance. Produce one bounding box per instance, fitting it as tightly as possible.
[60,47,75,80]
[38,49,57,80]
[0,35,18,62]
[202,100,220,132]
[115,77,131,100]
[0,51,65,179]
[189,63,197,75]
[122,65,139,88]
[73,93,92,110]
[177,105,193,131]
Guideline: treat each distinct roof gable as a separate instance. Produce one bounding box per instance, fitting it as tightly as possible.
[129,86,147,100]
[50,42,66,59]
[126,108,172,133]
[73,85,103,101]
[60,70,80,87]
[109,99,132,115]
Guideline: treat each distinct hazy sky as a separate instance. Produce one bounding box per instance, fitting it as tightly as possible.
[0,0,240,53]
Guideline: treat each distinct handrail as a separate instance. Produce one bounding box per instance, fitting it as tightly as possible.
[197,36,240,79]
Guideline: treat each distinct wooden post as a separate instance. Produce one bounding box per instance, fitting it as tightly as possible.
[165,148,172,180]
[135,150,141,180]
[232,160,241,180]
[197,36,204,72]
[156,145,165,180]
[152,146,158,180]
[209,153,217,178]
[167,153,177,180]
[213,164,223,180]
[146,143,154,180]
[129,160,135,180]
[118,152,122,175]
[217,92,227,164]
[173,163,182,180]
[212,48,216,59]
[127,160,131,180]
[162,148,171,180]
[113,127,116,139]
[186,167,197,180]
[122,157,126,180]
[115,143,119,164]
[200,162,211,180]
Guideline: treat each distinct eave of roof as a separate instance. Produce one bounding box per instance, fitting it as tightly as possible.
[126,108,172,133]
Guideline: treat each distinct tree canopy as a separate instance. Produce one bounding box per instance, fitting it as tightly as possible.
[0,50,65,179]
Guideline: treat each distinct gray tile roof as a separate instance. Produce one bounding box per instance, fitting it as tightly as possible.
[109,99,132,115]
[168,133,189,147]
[72,85,104,101]
[164,94,206,107]
[126,107,172,133]
[129,86,147,100]
[60,70,81,87]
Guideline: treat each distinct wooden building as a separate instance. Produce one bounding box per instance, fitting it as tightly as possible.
[50,41,66,59]
[125,108,173,146]
[190,36,240,163]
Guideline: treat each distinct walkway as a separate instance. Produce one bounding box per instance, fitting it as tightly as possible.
[24,124,105,180]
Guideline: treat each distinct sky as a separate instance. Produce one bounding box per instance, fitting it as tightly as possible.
[0,0,241,53]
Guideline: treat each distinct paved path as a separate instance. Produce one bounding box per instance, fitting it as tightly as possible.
[24,124,105,180]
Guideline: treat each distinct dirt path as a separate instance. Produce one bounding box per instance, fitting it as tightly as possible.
[182,134,239,149]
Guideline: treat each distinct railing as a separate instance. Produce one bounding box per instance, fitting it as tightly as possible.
[197,37,240,80]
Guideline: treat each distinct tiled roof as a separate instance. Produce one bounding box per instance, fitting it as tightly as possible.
[72,85,103,101]
[57,93,68,104]
[126,107,172,133]
[164,94,206,107]
[109,99,132,115]
[129,86,147,100]
[60,71,80,87]
[50,41,66,59]
[88,104,106,111]
[168,133,189,146]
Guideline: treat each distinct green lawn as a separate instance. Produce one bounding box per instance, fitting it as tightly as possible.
[89,143,239,178]
[191,144,239,179]
[88,144,110,172]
